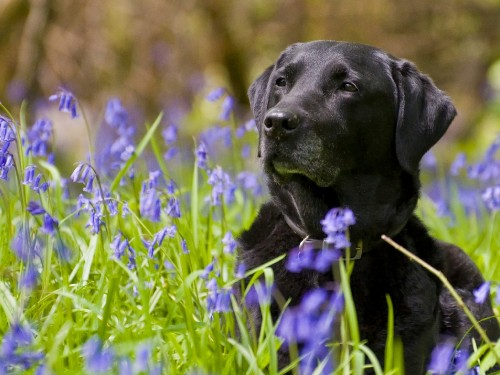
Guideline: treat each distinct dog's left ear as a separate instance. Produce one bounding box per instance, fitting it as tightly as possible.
[392,60,457,173]
[248,65,274,157]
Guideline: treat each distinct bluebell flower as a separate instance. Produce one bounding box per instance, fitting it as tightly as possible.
[121,202,131,217]
[286,245,315,273]
[220,96,235,121]
[222,231,237,254]
[473,281,491,304]
[200,125,232,151]
[467,136,500,183]
[0,149,14,180]
[20,264,39,289]
[427,340,455,374]
[244,281,273,307]
[86,206,105,234]
[206,87,225,102]
[237,171,262,196]
[23,165,36,185]
[276,288,343,374]
[27,201,46,216]
[321,207,355,247]
[181,239,189,254]
[482,185,500,211]
[0,116,16,142]
[235,263,246,278]
[49,89,78,118]
[421,150,437,170]
[162,124,178,145]
[111,232,130,259]
[208,166,235,206]
[164,147,178,160]
[196,142,208,170]
[1,321,44,371]
[165,197,181,218]
[105,98,128,131]
[201,261,214,280]
[206,278,232,315]
[140,183,161,222]
[41,214,58,235]
[450,152,467,176]
[166,180,176,194]
[82,336,114,374]
[26,119,53,158]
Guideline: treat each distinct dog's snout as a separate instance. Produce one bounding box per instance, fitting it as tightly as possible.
[264,109,299,136]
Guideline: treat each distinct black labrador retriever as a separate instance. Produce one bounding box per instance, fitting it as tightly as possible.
[238,41,499,374]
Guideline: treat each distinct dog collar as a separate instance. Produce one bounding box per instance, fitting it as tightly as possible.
[284,214,363,260]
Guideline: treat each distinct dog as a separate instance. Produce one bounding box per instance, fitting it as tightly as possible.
[238,41,499,374]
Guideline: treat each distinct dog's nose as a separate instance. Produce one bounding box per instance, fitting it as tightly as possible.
[264,109,299,137]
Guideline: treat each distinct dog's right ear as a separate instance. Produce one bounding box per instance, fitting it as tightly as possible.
[248,65,274,157]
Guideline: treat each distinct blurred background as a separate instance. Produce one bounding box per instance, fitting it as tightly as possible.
[1,0,500,162]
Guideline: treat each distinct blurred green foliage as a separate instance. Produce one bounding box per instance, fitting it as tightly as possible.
[1,0,499,150]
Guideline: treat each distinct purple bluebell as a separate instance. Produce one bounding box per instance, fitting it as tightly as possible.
[120,144,135,161]
[121,202,130,217]
[206,87,225,102]
[164,146,178,160]
[181,239,189,254]
[482,186,500,211]
[140,184,161,222]
[467,136,500,183]
[235,263,246,278]
[450,152,467,176]
[206,278,232,315]
[237,171,262,196]
[111,232,130,259]
[276,288,343,374]
[200,125,232,150]
[427,340,454,374]
[0,149,14,180]
[162,124,178,145]
[165,197,181,218]
[321,207,355,247]
[23,166,36,185]
[27,201,46,216]
[1,321,44,371]
[286,245,315,273]
[220,96,235,121]
[208,166,235,206]
[196,142,208,170]
[166,180,176,194]
[41,213,58,235]
[82,336,115,374]
[86,206,104,234]
[222,231,237,254]
[49,89,78,118]
[20,265,39,289]
[0,116,16,142]
[105,98,128,131]
[473,281,491,304]
[421,150,437,170]
[26,119,53,158]
[201,261,214,280]
[244,281,273,307]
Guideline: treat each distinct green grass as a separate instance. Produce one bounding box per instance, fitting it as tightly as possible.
[0,96,499,374]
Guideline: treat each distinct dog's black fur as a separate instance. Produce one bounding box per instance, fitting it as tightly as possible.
[238,41,499,374]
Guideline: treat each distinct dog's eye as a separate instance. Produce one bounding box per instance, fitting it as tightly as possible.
[275,77,287,87]
[340,82,358,92]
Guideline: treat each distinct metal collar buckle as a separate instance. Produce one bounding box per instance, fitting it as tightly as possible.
[298,236,363,260]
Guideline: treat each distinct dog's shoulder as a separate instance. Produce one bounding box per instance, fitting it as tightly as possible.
[237,201,301,268]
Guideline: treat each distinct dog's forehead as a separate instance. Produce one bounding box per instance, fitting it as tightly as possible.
[276,41,390,74]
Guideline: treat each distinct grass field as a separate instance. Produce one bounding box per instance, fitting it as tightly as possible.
[0,90,499,374]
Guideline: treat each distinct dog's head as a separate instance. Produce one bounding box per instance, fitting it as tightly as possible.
[249,41,456,187]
